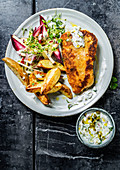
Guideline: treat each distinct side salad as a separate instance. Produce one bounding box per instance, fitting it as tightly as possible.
[11,13,66,73]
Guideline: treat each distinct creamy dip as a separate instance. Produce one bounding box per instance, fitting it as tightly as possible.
[78,110,113,145]
[71,26,85,48]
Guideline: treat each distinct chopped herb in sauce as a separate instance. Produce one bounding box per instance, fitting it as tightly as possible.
[68,103,78,109]
[78,111,114,145]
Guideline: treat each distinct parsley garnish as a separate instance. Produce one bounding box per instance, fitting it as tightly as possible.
[110,76,118,90]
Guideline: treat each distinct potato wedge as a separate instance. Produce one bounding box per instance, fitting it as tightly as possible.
[47,82,62,94]
[27,72,44,93]
[2,57,29,86]
[27,77,62,94]
[60,84,73,99]
[33,70,46,80]
[37,59,65,71]
[26,81,43,93]
[41,68,61,94]
[29,72,37,84]
[28,73,50,105]
[35,92,50,105]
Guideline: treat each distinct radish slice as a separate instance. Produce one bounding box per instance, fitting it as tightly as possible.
[32,16,48,42]
[40,15,48,38]
[53,48,63,64]
[33,25,42,37]
[11,35,26,51]
[21,57,25,64]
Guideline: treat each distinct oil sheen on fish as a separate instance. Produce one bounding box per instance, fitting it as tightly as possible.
[61,30,98,94]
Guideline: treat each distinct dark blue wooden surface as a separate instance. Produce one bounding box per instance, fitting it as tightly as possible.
[0,0,120,170]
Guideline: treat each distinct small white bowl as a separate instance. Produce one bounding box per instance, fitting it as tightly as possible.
[76,108,115,148]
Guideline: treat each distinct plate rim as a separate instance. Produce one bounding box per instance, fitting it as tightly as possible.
[5,8,114,117]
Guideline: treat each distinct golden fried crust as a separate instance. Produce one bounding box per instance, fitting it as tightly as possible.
[61,30,98,94]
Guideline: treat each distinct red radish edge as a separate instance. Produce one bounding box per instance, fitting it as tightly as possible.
[33,25,42,37]
[11,35,26,51]
[53,48,63,64]
[40,15,48,38]
[21,57,25,64]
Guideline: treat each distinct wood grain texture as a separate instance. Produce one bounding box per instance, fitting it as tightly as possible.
[35,0,120,169]
[0,0,33,169]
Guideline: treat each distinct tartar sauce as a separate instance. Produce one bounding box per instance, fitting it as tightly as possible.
[71,26,85,48]
[78,110,113,145]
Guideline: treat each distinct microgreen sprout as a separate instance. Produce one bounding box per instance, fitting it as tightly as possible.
[22,28,27,36]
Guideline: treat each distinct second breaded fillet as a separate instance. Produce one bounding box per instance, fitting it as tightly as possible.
[61,30,98,94]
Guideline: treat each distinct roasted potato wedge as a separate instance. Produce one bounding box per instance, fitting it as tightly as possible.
[35,92,50,105]
[41,68,61,94]
[28,73,50,105]
[27,72,43,93]
[33,70,46,80]
[47,82,62,94]
[27,78,62,94]
[2,57,29,86]
[29,72,37,84]
[37,59,65,71]
[60,84,73,99]
[26,81,43,93]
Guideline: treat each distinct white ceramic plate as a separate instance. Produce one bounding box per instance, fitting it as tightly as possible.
[5,8,113,117]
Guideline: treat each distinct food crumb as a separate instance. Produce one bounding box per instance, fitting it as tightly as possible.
[70,22,77,27]
[62,96,66,99]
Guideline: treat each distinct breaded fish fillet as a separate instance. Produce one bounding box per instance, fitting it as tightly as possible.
[61,30,98,94]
